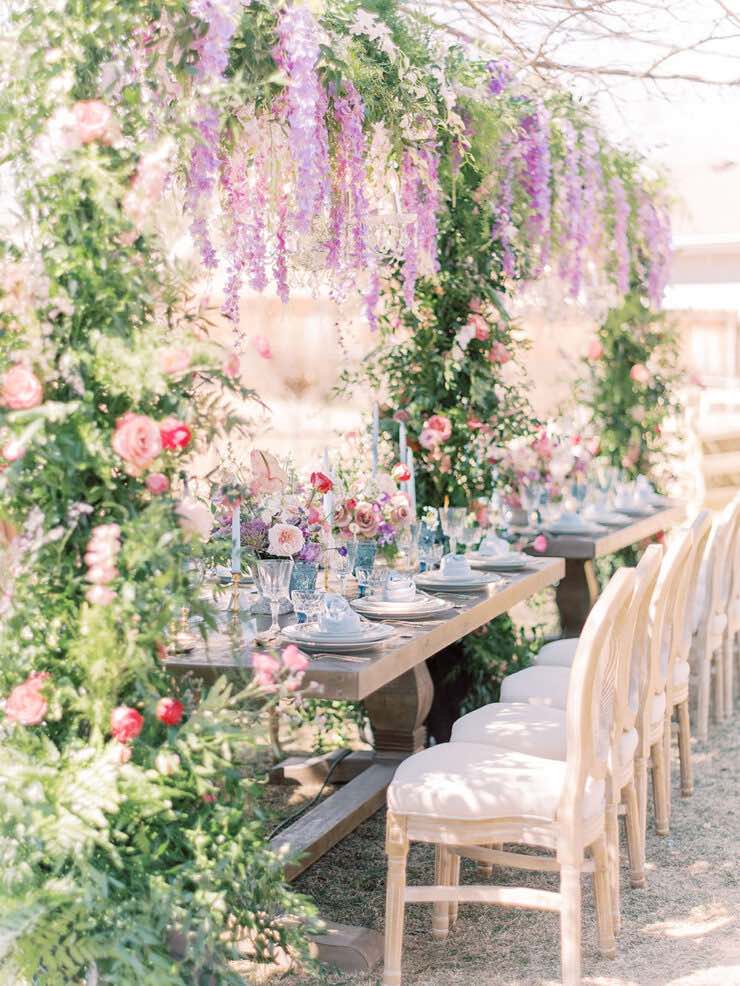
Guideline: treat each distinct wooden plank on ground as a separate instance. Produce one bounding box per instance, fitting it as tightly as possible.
[270,762,395,880]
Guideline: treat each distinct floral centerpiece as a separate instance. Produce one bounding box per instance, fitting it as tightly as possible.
[331,468,413,563]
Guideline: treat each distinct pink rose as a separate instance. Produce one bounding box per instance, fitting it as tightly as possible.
[112,414,162,476]
[110,705,144,743]
[251,334,272,359]
[587,338,604,361]
[419,428,439,451]
[333,503,353,528]
[629,363,650,385]
[146,472,170,495]
[281,645,309,674]
[489,341,510,364]
[468,314,489,341]
[532,534,548,553]
[4,672,50,725]
[424,415,453,442]
[467,416,483,430]
[310,471,333,494]
[267,523,305,557]
[86,584,116,606]
[1,366,43,410]
[160,348,191,376]
[390,501,411,527]
[73,100,115,144]
[223,351,241,378]
[176,499,212,541]
[354,503,379,538]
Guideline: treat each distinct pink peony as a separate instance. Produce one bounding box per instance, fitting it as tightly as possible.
[112,414,162,475]
[4,672,50,726]
[1,366,43,410]
[250,450,287,495]
[156,697,184,726]
[251,334,273,359]
[160,348,191,376]
[281,644,309,674]
[159,417,192,451]
[424,414,453,442]
[145,472,170,495]
[110,705,144,743]
[73,100,115,144]
[587,338,604,361]
[176,499,212,541]
[353,503,379,538]
[532,534,548,553]
[489,341,511,364]
[629,363,650,385]
[267,523,305,557]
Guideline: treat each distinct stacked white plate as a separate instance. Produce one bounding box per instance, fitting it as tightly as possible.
[546,518,607,536]
[351,593,450,620]
[467,550,529,572]
[413,571,499,593]
[281,620,396,653]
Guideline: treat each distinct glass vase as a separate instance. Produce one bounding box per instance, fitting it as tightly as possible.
[353,539,377,574]
[289,561,318,594]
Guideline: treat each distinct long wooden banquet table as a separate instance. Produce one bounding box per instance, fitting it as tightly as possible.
[166,554,565,971]
[528,503,685,637]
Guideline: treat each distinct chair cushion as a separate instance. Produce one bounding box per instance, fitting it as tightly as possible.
[387,742,605,822]
[673,660,690,687]
[500,666,570,709]
[451,702,639,769]
[534,638,579,668]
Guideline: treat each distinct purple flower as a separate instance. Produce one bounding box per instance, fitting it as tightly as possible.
[519,102,551,273]
[638,194,671,308]
[186,104,221,269]
[401,145,440,307]
[579,128,604,256]
[610,175,631,296]
[330,81,369,274]
[493,138,516,278]
[274,6,329,234]
[557,119,583,297]
[190,0,243,81]
[486,59,513,96]
[377,522,395,546]
[242,518,269,553]
[298,541,322,564]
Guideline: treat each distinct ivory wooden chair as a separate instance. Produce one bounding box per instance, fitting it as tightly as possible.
[449,547,661,933]
[725,495,740,718]
[382,568,636,986]
[688,505,734,741]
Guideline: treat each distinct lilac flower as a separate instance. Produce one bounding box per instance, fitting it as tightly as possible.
[274,6,329,234]
[274,185,290,304]
[558,119,583,297]
[401,150,420,307]
[493,139,516,278]
[242,518,269,553]
[186,104,221,269]
[610,175,631,296]
[638,194,672,308]
[519,102,551,273]
[486,59,513,96]
[333,81,369,269]
[579,127,604,255]
[220,152,248,321]
[190,0,244,81]
[400,145,440,307]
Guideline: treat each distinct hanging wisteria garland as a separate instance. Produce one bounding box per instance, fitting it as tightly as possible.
[171,1,672,335]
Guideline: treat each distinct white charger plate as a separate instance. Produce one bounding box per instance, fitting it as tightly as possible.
[414,571,499,592]
[351,594,449,620]
[281,620,396,653]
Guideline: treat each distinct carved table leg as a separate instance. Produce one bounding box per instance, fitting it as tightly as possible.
[364,661,435,756]
[556,558,599,637]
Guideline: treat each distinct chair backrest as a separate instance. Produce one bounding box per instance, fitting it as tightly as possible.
[681,510,712,661]
[709,502,737,617]
[639,526,693,749]
[620,544,664,738]
[730,494,740,609]
[559,567,636,830]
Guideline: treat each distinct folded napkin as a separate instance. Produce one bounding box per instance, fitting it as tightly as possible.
[318,594,362,635]
[383,572,417,602]
[478,535,510,557]
[554,511,583,530]
[439,553,472,579]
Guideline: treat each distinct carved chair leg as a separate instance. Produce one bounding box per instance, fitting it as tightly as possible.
[448,851,461,927]
[560,863,583,986]
[592,835,617,959]
[697,646,712,742]
[724,631,735,719]
[623,779,645,888]
[663,717,672,823]
[383,813,409,986]
[713,647,725,723]
[677,699,693,796]
[432,845,451,940]
[477,842,501,879]
[634,754,649,860]
[605,799,621,935]
[650,739,669,836]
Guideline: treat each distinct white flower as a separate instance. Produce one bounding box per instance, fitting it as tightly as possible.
[267,523,305,558]
[155,750,180,776]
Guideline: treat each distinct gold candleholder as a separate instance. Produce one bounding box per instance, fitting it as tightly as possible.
[228,571,242,634]
[170,605,197,653]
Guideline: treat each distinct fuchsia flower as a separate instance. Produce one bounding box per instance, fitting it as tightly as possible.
[4,672,50,726]
[251,335,273,360]
[532,534,548,553]
[1,366,43,410]
[112,414,162,475]
[629,363,650,386]
[110,706,144,744]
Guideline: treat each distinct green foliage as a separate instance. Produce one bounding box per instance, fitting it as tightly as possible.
[578,288,682,483]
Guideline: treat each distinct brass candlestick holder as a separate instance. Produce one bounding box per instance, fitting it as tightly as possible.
[169,605,197,653]
[228,571,242,635]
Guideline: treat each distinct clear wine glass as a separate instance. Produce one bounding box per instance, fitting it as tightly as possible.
[256,558,294,638]
[438,507,467,554]
[519,481,543,531]
[330,540,358,596]
[292,590,323,625]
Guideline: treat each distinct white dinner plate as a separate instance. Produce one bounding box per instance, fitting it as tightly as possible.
[414,571,499,592]
[351,594,450,620]
[467,551,529,571]
[281,620,395,646]
[546,521,607,536]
